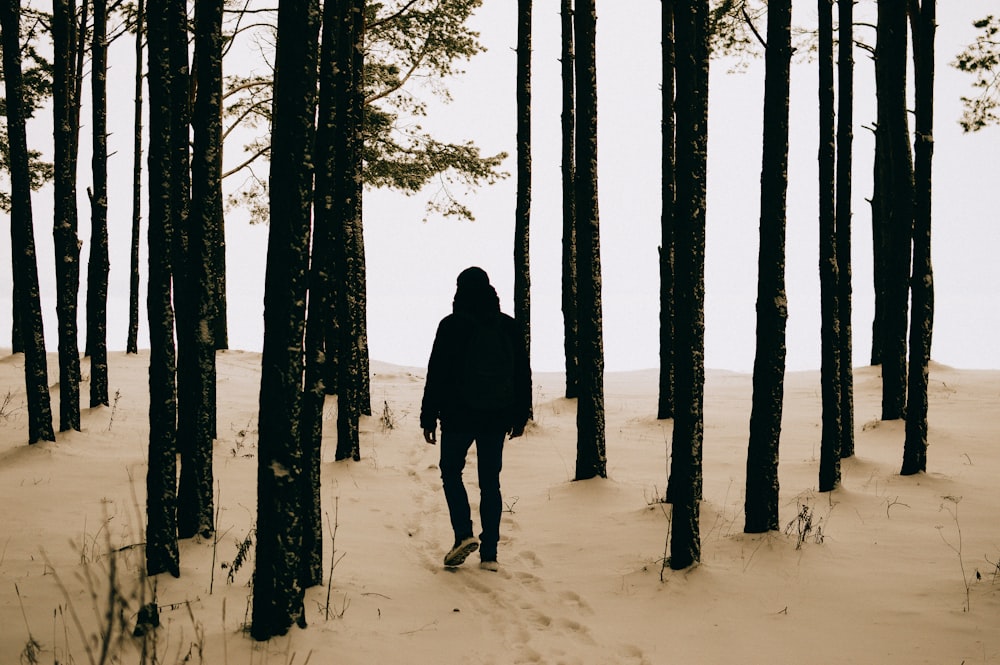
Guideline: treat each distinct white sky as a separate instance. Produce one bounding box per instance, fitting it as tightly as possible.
[2,0,998,373]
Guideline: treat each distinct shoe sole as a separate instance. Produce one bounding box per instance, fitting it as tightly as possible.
[444,540,479,567]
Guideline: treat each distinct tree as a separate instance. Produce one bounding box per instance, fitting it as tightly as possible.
[86,0,110,408]
[952,14,1000,132]
[572,0,606,481]
[744,0,791,532]
[818,0,842,492]
[902,0,935,475]
[127,0,144,355]
[224,0,507,224]
[514,0,532,413]
[251,0,320,640]
[669,0,709,569]
[658,0,676,421]
[560,0,578,400]
[144,0,180,579]
[836,0,856,459]
[52,0,84,432]
[1,0,56,444]
[874,0,913,421]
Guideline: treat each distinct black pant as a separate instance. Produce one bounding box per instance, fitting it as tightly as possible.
[439,427,506,560]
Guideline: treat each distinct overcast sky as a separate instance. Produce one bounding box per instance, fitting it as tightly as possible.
[2,0,998,375]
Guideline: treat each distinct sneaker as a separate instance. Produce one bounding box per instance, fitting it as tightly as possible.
[444,536,479,567]
[479,559,499,572]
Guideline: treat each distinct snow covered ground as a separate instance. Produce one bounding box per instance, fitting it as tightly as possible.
[1,350,997,664]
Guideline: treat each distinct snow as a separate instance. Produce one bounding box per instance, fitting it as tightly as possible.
[1,350,998,664]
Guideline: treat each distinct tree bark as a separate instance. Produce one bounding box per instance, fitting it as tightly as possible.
[144,0,180,579]
[251,0,319,640]
[875,0,913,421]
[1,0,56,444]
[52,0,83,432]
[560,0,578,400]
[658,0,676,422]
[669,0,708,568]
[836,0,856,459]
[818,0,842,492]
[127,0,144,355]
[744,0,791,532]
[87,0,110,408]
[902,0,935,475]
[514,0,532,416]
[572,0,606,481]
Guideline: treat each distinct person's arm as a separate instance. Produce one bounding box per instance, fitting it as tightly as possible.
[420,319,449,443]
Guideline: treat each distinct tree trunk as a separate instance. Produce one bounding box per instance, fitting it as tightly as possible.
[658,0,676,421]
[744,0,791,532]
[1,0,56,444]
[251,0,319,640]
[669,0,708,568]
[177,0,223,541]
[836,0,856,459]
[572,0,606,481]
[818,0,842,493]
[144,0,180,579]
[902,0,935,476]
[875,0,913,421]
[87,0,110,408]
[52,0,83,432]
[560,0,578,400]
[514,0,532,415]
[127,0,144,355]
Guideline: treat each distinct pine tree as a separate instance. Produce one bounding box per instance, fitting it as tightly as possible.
[658,0,676,421]
[744,0,791,532]
[836,0,856,459]
[127,0,144,355]
[560,0,579,400]
[514,0,532,412]
[573,0,606,481]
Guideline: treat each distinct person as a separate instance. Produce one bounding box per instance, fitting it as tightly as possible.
[420,267,531,571]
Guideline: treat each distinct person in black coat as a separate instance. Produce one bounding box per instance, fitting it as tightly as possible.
[420,267,531,570]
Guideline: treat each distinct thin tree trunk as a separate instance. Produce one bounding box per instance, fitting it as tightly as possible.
[127,0,144,355]
[669,0,709,568]
[744,0,791,532]
[658,0,676,421]
[52,0,83,432]
[818,0,842,492]
[1,0,56,444]
[349,0,371,418]
[514,0,532,416]
[836,0,856,459]
[572,0,606,481]
[87,0,110,408]
[560,0,578,400]
[875,0,913,421]
[251,0,319,640]
[902,0,935,475]
[144,0,180,579]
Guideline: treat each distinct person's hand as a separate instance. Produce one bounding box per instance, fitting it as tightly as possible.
[508,423,526,439]
[423,428,437,444]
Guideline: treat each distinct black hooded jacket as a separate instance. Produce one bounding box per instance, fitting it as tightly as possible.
[420,268,531,433]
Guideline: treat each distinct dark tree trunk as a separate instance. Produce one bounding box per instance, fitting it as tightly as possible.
[669,0,708,568]
[902,0,935,476]
[818,0,842,493]
[11,296,23,354]
[514,0,532,415]
[334,0,366,461]
[1,0,56,444]
[52,0,83,432]
[836,0,856,459]
[177,0,223,541]
[144,0,180,579]
[127,0,145,355]
[744,0,791,532]
[875,0,913,421]
[658,0,676,421]
[251,0,319,641]
[560,0,578,400]
[572,0,606,481]
[87,0,110,408]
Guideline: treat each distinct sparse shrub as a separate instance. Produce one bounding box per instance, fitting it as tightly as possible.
[785,503,824,549]
[379,400,396,432]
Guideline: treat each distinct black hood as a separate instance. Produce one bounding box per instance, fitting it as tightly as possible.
[452,266,500,319]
